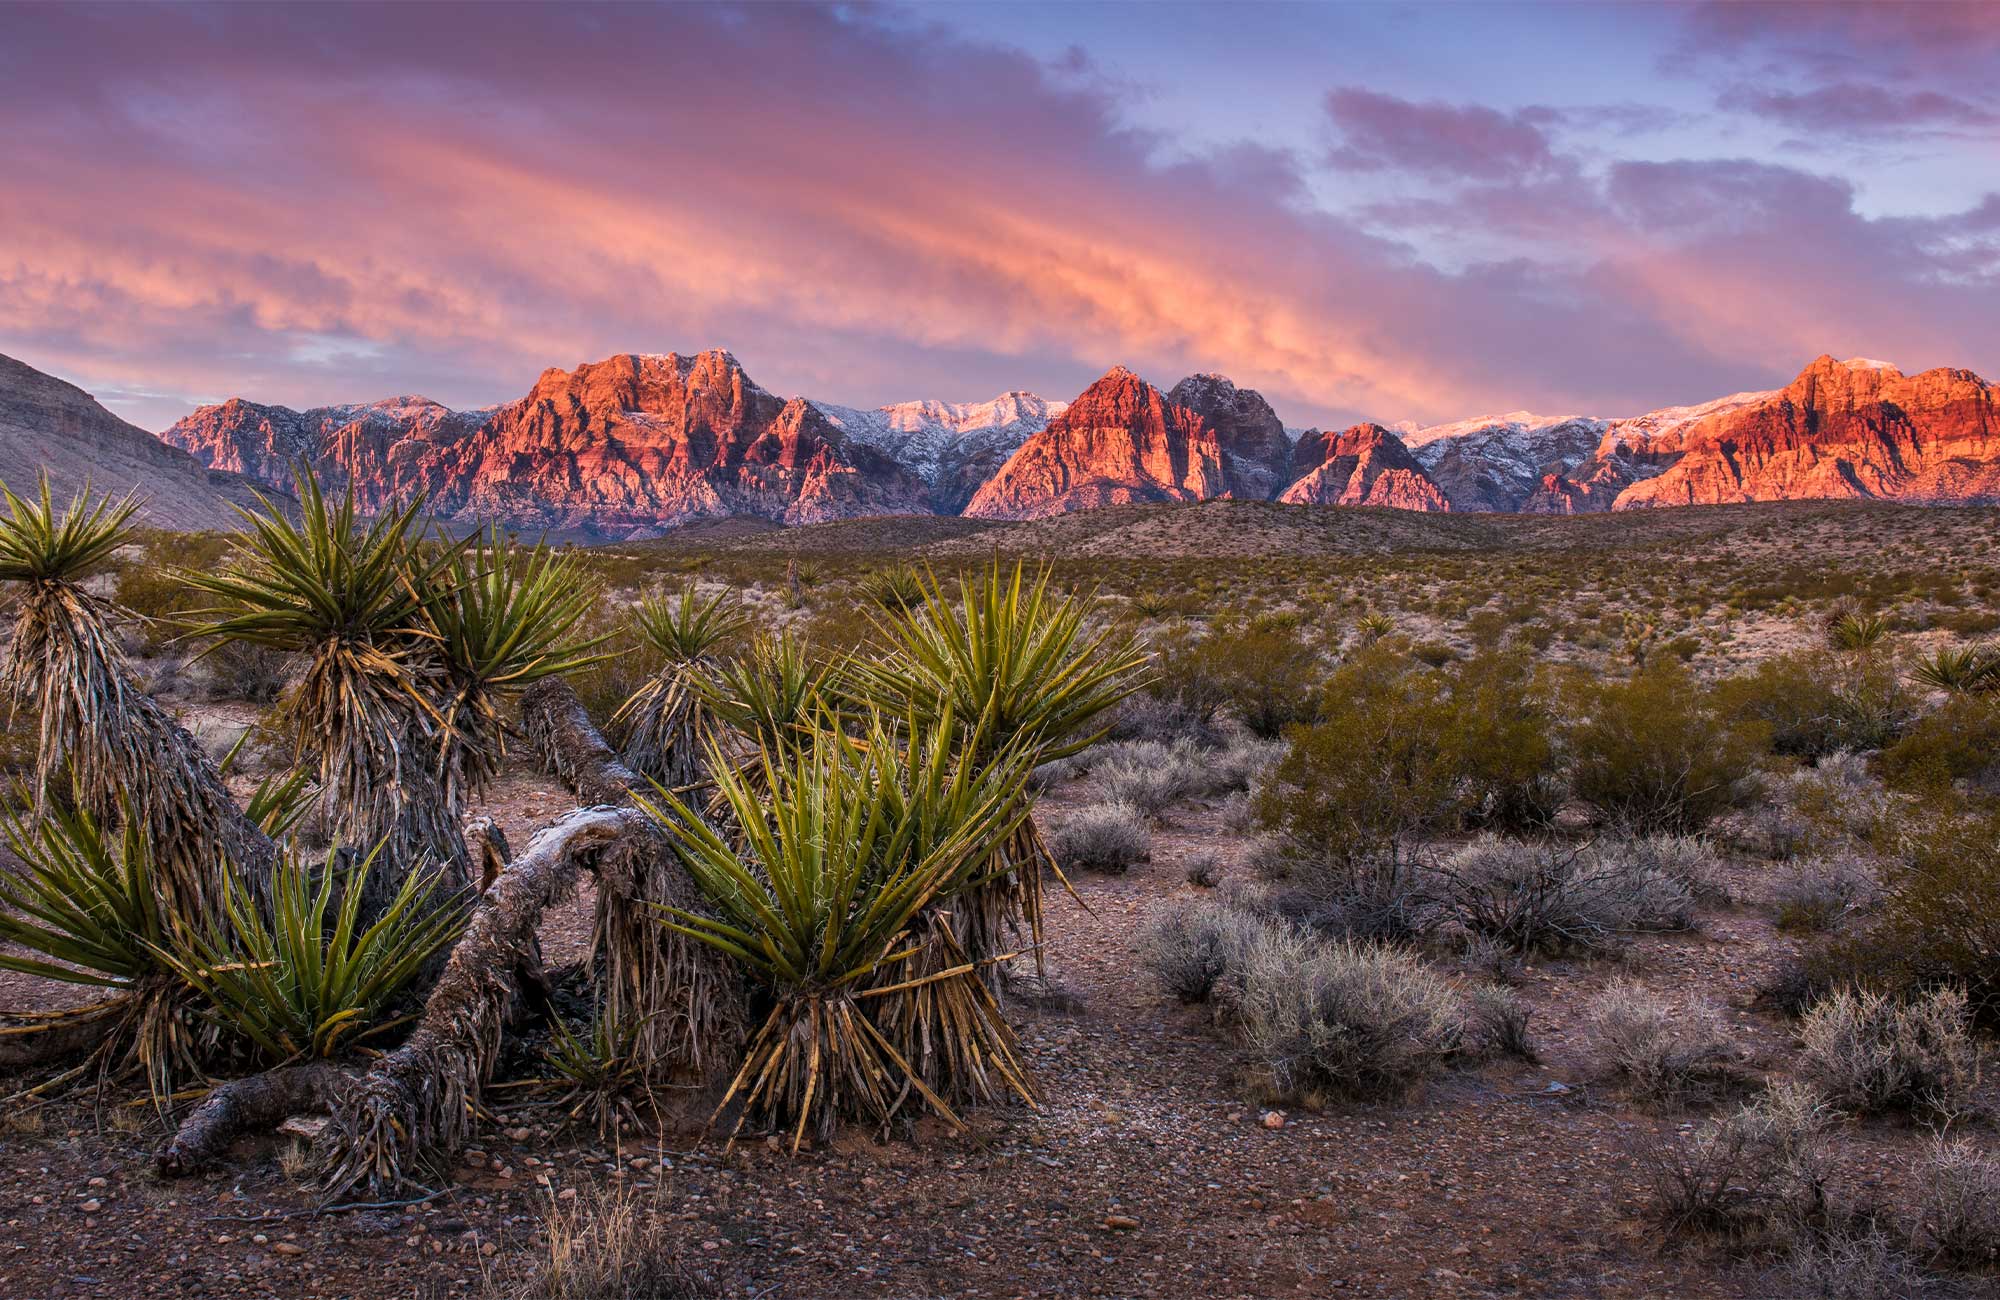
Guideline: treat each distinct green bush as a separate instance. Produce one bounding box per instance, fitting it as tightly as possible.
[1566,660,1764,833]
[1148,619,1325,738]
[1713,650,1914,759]
[1877,693,2000,793]
[1255,648,1563,862]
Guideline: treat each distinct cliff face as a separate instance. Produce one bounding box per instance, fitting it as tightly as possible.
[1608,357,2000,509]
[163,351,931,537]
[1279,424,1450,511]
[0,352,271,530]
[1165,373,1292,502]
[962,367,1228,520]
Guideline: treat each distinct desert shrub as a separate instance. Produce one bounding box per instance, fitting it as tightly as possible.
[1148,619,1325,738]
[1650,1081,1838,1237]
[1255,647,1561,863]
[1141,896,1262,1004]
[1777,1227,1925,1300]
[114,562,202,653]
[1600,832,1729,906]
[1433,836,1694,957]
[1715,650,1914,759]
[1211,734,1286,797]
[1104,690,1223,747]
[1566,660,1764,833]
[1461,983,1537,1062]
[1589,979,1734,1103]
[1834,799,2000,1024]
[1797,986,1979,1117]
[200,639,290,703]
[1916,1136,2000,1266]
[1048,801,1151,873]
[1274,851,1439,946]
[1184,849,1221,888]
[1744,753,1894,859]
[1096,740,1200,808]
[1234,929,1463,1104]
[1772,853,1879,933]
[1878,693,2000,793]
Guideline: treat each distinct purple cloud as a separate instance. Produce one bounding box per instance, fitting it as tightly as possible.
[1323,88,1563,181]
[1720,83,1996,134]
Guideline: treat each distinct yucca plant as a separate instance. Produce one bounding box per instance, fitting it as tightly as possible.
[185,476,464,898]
[0,473,257,921]
[1911,642,2000,694]
[610,583,747,788]
[851,561,1147,982]
[1356,611,1396,644]
[1827,609,1889,652]
[695,630,837,772]
[158,845,469,1064]
[855,565,927,615]
[643,715,1033,1150]
[532,1008,662,1136]
[0,801,201,1102]
[423,525,604,813]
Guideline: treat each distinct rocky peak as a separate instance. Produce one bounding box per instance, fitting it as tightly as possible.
[1166,372,1291,499]
[1278,423,1449,511]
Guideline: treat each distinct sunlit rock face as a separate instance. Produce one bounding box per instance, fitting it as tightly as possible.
[1279,424,1450,511]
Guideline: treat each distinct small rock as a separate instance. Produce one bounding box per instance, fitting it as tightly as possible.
[1103,1215,1140,1231]
[86,1177,108,1189]
[79,1200,102,1214]
[271,1242,305,1257]
[1261,1111,1286,1130]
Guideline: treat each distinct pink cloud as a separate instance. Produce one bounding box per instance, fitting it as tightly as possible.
[0,3,1993,437]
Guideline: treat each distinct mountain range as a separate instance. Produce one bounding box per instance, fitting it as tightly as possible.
[1,348,1994,536]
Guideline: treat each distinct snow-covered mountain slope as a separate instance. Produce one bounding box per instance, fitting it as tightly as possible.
[1392,411,1609,512]
[811,391,1066,511]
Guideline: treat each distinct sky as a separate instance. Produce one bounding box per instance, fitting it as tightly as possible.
[2,1,1996,433]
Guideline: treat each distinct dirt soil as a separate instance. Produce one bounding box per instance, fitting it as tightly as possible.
[11,756,1981,1300]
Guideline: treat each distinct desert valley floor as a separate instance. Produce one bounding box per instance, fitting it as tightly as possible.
[3,500,1999,1300]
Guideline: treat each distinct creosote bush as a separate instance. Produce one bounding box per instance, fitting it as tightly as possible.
[1565,659,1763,833]
[1796,986,1980,1117]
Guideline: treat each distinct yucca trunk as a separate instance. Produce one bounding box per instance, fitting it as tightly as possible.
[6,577,275,919]
[858,908,1038,1110]
[524,679,745,1079]
[611,663,713,790]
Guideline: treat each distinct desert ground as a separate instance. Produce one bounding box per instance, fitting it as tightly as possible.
[3,499,1998,1300]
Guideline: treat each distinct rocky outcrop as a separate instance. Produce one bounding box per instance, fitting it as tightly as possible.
[164,351,931,537]
[963,367,1228,520]
[1609,357,2000,509]
[1165,373,1291,501]
[1279,424,1449,511]
[0,352,271,530]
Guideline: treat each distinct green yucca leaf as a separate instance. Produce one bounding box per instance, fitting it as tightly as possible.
[1911,642,2000,694]
[631,582,748,663]
[695,631,836,755]
[0,472,139,585]
[852,559,1148,765]
[156,844,469,1063]
[0,800,172,988]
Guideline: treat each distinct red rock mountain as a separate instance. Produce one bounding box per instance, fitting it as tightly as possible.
[963,367,1230,520]
[1611,357,2000,509]
[1165,373,1292,501]
[0,351,272,529]
[1280,424,1450,511]
[164,351,931,537]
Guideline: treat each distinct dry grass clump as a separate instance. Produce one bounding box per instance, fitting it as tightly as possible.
[1916,1136,2000,1266]
[500,1184,716,1300]
[1141,897,1263,1005]
[1232,927,1464,1105]
[1589,979,1734,1104]
[1048,801,1152,873]
[1777,1226,1926,1300]
[1771,853,1880,933]
[1797,987,1980,1117]
[1460,983,1537,1062]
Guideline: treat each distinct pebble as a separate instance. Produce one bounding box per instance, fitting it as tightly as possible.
[1261,1111,1286,1130]
[78,1200,102,1214]
[1103,1215,1140,1231]
[271,1242,305,1257]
